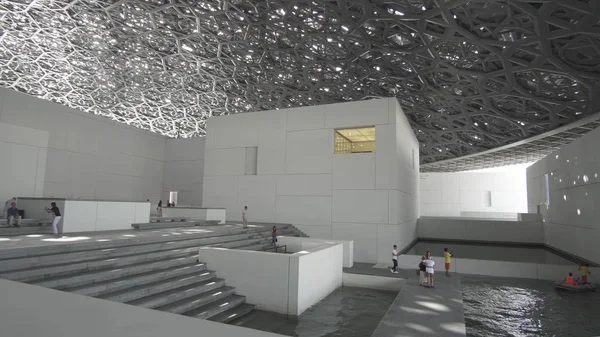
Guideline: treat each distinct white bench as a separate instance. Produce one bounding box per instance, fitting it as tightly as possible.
[0,218,54,227]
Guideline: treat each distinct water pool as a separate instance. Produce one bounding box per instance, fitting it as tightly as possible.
[462,275,600,336]
[236,286,396,336]
[408,241,573,265]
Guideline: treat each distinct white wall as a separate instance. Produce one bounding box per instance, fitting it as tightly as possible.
[277,236,354,267]
[202,99,420,263]
[527,126,600,264]
[417,217,544,244]
[162,137,205,206]
[198,243,343,316]
[0,122,48,203]
[420,168,528,218]
[0,88,166,202]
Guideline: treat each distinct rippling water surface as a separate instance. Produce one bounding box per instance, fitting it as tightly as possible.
[462,275,600,337]
[238,286,396,337]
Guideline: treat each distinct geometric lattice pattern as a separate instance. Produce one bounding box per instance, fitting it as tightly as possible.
[1,1,599,165]
[421,117,600,172]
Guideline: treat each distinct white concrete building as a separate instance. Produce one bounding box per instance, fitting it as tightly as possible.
[202,98,420,263]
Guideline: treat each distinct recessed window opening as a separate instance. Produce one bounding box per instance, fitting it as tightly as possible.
[334,126,376,154]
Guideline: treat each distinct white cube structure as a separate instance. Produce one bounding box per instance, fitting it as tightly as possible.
[202,98,420,263]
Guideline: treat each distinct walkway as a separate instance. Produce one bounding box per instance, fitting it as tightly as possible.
[0,223,271,251]
[344,263,466,337]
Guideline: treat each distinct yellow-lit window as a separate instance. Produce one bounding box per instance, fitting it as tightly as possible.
[334,127,376,154]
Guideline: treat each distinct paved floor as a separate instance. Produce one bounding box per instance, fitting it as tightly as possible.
[344,263,466,337]
[0,223,271,251]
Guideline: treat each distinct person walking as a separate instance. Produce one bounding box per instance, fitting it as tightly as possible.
[44,201,62,237]
[7,202,21,227]
[390,245,399,274]
[157,200,163,217]
[242,206,248,228]
[271,226,277,245]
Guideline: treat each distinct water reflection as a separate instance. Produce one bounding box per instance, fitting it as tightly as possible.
[463,275,600,337]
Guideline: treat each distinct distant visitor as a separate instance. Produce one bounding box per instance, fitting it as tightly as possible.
[390,245,399,274]
[242,206,248,228]
[3,197,17,219]
[7,202,21,227]
[44,201,62,237]
[444,248,454,277]
[271,226,277,245]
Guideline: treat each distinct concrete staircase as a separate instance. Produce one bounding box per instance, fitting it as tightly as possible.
[0,224,307,324]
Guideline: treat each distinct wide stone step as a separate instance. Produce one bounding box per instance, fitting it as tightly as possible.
[1,248,196,282]
[0,225,295,261]
[0,226,53,236]
[132,222,197,229]
[0,230,279,271]
[150,217,190,223]
[156,286,237,315]
[68,261,207,297]
[126,277,225,309]
[98,270,220,308]
[184,294,247,320]
[209,303,256,324]
[33,255,199,289]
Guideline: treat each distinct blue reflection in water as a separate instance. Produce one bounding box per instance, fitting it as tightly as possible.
[463,275,600,337]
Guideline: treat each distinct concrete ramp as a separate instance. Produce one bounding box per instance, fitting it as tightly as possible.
[371,275,466,337]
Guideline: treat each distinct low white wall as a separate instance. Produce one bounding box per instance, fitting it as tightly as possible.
[417,217,544,244]
[0,278,286,337]
[342,273,404,291]
[292,243,343,315]
[277,236,354,268]
[460,211,517,219]
[396,255,574,281]
[162,207,226,223]
[198,242,343,316]
[65,201,150,232]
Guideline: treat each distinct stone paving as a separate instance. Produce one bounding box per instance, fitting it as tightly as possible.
[344,263,466,337]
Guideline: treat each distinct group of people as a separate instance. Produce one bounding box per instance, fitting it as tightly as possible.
[2,197,63,236]
[155,200,177,217]
[390,245,454,288]
[563,264,592,285]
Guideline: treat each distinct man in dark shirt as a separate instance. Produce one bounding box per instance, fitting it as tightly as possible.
[45,202,62,236]
[7,202,21,227]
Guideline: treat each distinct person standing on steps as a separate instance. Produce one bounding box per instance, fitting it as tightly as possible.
[44,201,62,237]
[390,245,399,274]
[242,206,248,228]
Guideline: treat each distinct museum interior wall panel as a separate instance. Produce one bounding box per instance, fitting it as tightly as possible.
[0,88,166,202]
[285,129,333,175]
[527,126,600,263]
[0,122,48,202]
[162,137,205,206]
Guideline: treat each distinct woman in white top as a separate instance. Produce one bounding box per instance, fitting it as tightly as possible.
[423,258,435,288]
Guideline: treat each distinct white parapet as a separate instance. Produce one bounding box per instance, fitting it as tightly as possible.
[198,241,344,316]
[277,236,354,268]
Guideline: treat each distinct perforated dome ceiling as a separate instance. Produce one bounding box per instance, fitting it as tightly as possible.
[0,0,598,166]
